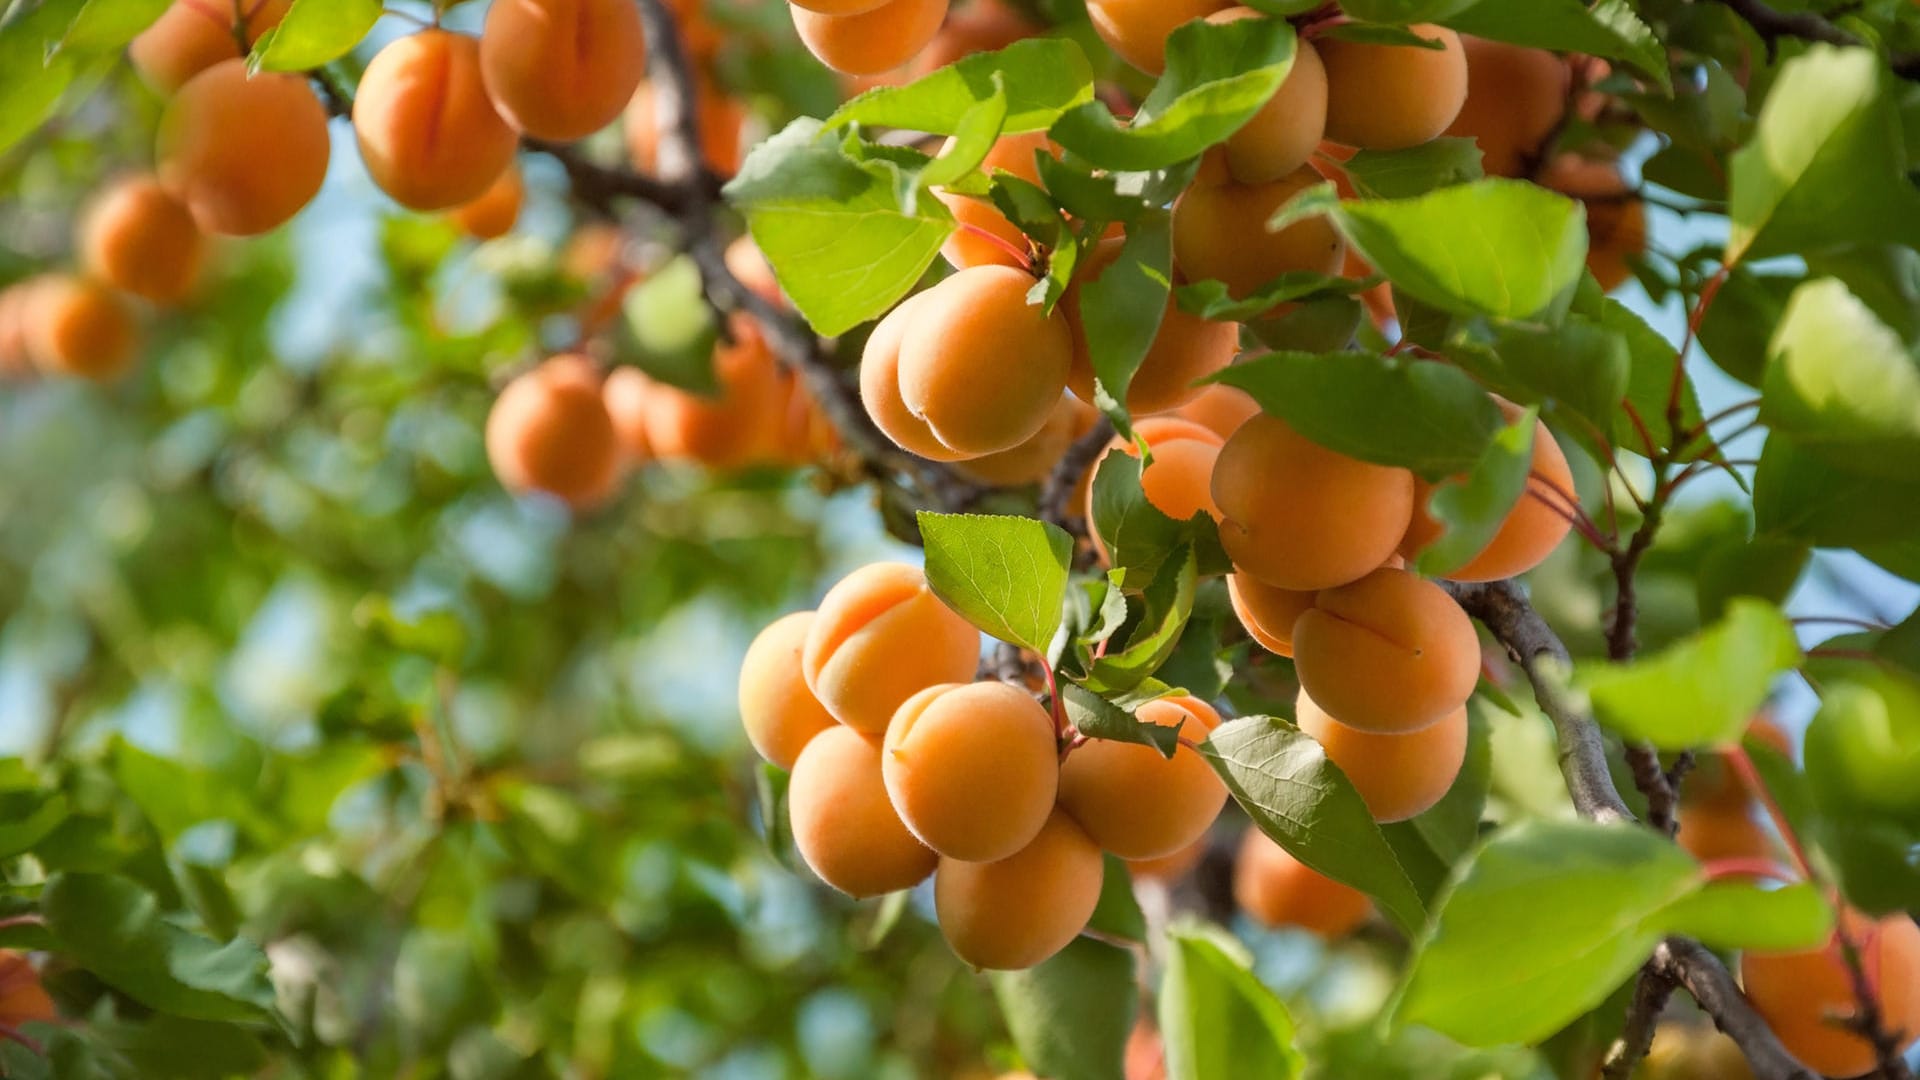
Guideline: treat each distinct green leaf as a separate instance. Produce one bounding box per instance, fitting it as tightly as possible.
[1337,138,1485,198]
[1595,296,1704,455]
[250,0,381,71]
[1201,717,1426,933]
[0,2,82,156]
[1380,708,1492,904]
[56,0,168,51]
[1396,820,1701,1047]
[1726,46,1920,264]
[1445,0,1669,91]
[1696,537,1809,624]
[1210,351,1503,480]
[1083,546,1199,693]
[93,1013,270,1080]
[1411,411,1536,579]
[1660,881,1834,953]
[916,82,1008,190]
[1175,272,1365,322]
[1064,684,1180,758]
[1581,600,1802,750]
[1761,278,1920,481]
[1079,213,1173,429]
[728,120,953,337]
[1088,855,1147,942]
[1051,16,1297,171]
[1804,670,1920,826]
[41,873,279,1024]
[1483,318,1630,443]
[1332,180,1588,321]
[918,512,1072,653]
[991,938,1136,1080]
[1754,434,1920,548]
[1697,267,1797,388]
[1089,448,1186,582]
[0,790,67,860]
[826,37,1094,135]
[1160,921,1303,1080]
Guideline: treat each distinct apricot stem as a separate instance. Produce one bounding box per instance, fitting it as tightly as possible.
[1702,857,1799,884]
[0,914,43,932]
[1041,663,1065,738]
[956,222,1035,271]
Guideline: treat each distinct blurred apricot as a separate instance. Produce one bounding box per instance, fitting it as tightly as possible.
[1539,154,1644,292]
[802,563,981,734]
[78,174,206,305]
[480,0,647,141]
[1742,911,1920,1078]
[485,355,622,507]
[1443,37,1569,178]
[1126,831,1209,883]
[739,612,839,769]
[1065,237,1240,416]
[1085,0,1230,75]
[1639,1022,1754,1080]
[642,315,788,468]
[448,164,525,241]
[792,0,951,77]
[0,285,36,378]
[0,951,55,1027]
[789,725,939,896]
[1233,829,1371,936]
[26,276,140,382]
[1319,25,1468,150]
[157,59,331,236]
[935,808,1104,969]
[1676,804,1773,866]
[1058,695,1228,859]
[601,365,654,463]
[129,0,290,94]
[913,0,1038,74]
[724,236,785,307]
[354,31,519,211]
[625,77,746,178]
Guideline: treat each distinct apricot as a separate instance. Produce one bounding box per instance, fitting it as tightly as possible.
[0,951,55,1027]
[1227,573,1315,658]
[934,808,1104,969]
[1085,0,1230,75]
[0,285,33,378]
[897,265,1074,456]
[725,236,785,308]
[1209,10,1326,184]
[448,163,525,241]
[1232,828,1371,936]
[156,59,330,236]
[1400,415,1574,581]
[1058,695,1227,859]
[802,562,981,733]
[1290,567,1479,734]
[601,366,654,463]
[1065,238,1239,416]
[771,376,841,466]
[128,0,290,95]
[1640,1022,1754,1080]
[788,725,939,896]
[642,315,788,468]
[956,394,1097,486]
[1172,161,1346,303]
[862,293,972,461]
[1173,382,1259,441]
[1690,713,1793,810]
[479,0,646,142]
[1086,417,1223,557]
[936,131,1052,270]
[738,612,838,769]
[1442,38,1569,178]
[883,681,1059,861]
[1212,414,1415,590]
[1318,25,1468,150]
[792,0,889,12]
[1126,832,1208,882]
[1741,911,1920,1079]
[913,0,1038,75]
[354,31,519,211]
[1675,804,1772,867]
[625,77,746,177]
[26,276,140,382]
[485,355,622,507]
[1296,688,1466,822]
[77,174,205,306]
[1540,154,1645,292]
[791,0,951,77]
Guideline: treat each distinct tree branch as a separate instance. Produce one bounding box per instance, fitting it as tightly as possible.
[1706,0,1920,80]
[1657,939,1820,1080]
[1601,960,1679,1080]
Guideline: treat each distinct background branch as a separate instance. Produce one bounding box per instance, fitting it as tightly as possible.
[1706,0,1920,80]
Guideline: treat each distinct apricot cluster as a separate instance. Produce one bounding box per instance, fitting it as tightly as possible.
[1740,910,1920,1077]
[739,562,1231,969]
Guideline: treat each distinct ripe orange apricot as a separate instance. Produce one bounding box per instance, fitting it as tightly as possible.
[1085,0,1230,75]
[1065,238,1240,416]
[936,131,1052,270]
[354,31,519,211]
[1127,832,1209,882]
[1228,573,1316,658]
[883,681,1060,862]
[861,293,973,462]
[1086,417,1224,557]
[601,366,653,464]
[1400,414,1574,581]
[1233,829,1371,936]
[725,236,785,308]
[788,725,939,897]
[1676,804,1772,866]
[739,612,839,769]
[1212,414,1415,591]
[1173,382,1259,440]
[0,285,35,378]
[485,355,623,507]
[1540,154,1645,292]
[791,0,951,77]
[792,0,890,12]
[156,59,331,236]
[1209,9,1327,184]
[897,265,1074,456]
[625,78,747,178]
[1058,695,1228,859]
[802,562,981,733]
[1296,688,1467,822]
[1442,37,1569,178]
[1172,160,1345,303]
[480,0,646,141]
[934,808,1105,969]
[0,951,55,1027]
[1691,713,1793,810]
[642,315,788,468]
[1291,567,1480,734]
[1318,25,1468,150]
[448,163,525,241]
[1742,912,1920,1079]
[956,394,1096,486]
[913,0,1037,75]
[78,174,206,306]
[771,375,841,467]
[27,276,140,382]
[128,0,290,95]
